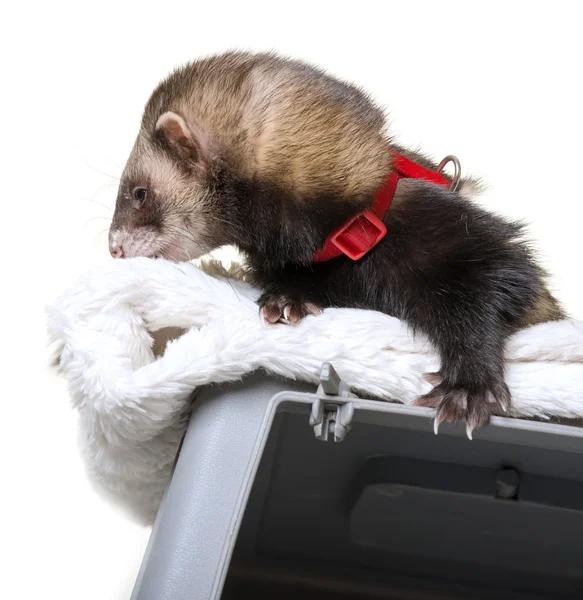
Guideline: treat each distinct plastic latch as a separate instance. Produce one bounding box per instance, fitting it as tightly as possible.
[310,363,355,442]
[496,468,520,500]
[330,210,387,260]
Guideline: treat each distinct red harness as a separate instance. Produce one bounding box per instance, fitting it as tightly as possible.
[311,151,454,262]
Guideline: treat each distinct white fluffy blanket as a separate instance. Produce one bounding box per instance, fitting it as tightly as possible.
[47,258,583,524]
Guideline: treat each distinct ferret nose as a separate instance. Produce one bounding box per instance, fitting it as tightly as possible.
[110,244,125,259]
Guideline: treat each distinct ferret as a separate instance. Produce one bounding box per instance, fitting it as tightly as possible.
[108,51,564,435]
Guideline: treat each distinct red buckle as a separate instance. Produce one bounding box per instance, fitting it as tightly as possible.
[329,209,387,260]
[311,151,461,263]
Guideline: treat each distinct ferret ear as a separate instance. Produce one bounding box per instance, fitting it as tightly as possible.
[155,112,209,168]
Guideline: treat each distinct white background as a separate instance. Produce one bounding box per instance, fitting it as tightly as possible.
[2,1,582,598]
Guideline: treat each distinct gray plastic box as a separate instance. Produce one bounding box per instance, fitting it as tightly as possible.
[131,366,583,599]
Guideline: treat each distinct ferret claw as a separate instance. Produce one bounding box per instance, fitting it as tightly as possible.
[424,372,443,387]
[415,376,511,439]
[258,294,323,326]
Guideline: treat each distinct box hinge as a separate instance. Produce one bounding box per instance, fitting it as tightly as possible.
[310,363,356,442]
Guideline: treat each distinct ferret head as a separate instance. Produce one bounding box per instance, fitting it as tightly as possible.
[109,111,221,261]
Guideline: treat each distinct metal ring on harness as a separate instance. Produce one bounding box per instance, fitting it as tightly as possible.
[437,155,462,192]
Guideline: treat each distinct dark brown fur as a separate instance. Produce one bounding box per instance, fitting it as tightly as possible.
[110,51,564,433]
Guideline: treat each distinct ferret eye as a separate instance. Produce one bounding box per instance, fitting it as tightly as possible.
[133,187,148,205]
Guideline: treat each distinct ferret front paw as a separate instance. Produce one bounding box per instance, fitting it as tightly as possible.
[259,293,322,325]
[414,376,511,439]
